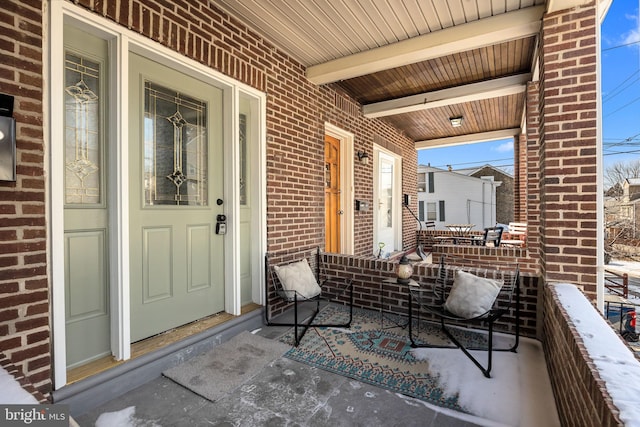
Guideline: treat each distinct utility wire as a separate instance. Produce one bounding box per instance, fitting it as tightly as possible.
[602,39,640,52]
[426,157,513,169]
[604,94,640,118]
[604,149,640,156]
[604,132,640,146]
[603,70,640,103]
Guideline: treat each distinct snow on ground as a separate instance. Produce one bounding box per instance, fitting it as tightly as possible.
[555,283,640,427]
[95,406,161,427]
[0,366,38,404]
[606,259,640,303]
[606,259,640,278]
[411,337,559,427]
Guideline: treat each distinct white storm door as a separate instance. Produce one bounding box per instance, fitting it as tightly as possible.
[373,148,401,256]
[128,53,225,342]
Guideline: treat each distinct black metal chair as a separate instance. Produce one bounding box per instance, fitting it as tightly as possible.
[265,247,353,346]
[408,256,520,377]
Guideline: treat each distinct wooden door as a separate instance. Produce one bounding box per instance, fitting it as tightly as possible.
[325,135,341,253]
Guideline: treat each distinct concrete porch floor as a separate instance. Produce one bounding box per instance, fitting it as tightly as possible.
[74,305,550,427]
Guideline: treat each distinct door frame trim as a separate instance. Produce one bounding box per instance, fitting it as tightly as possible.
[325,123,354,255]
[48,1,267,389]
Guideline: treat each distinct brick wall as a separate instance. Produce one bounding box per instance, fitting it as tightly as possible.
[320,252,538,337]
[0,0,603,400]
[539,3,599,295]
[525,81,542,265]
[69,0,417,257]
[0,0,50,395]
[0,0,418,393]
[543,285,622,426]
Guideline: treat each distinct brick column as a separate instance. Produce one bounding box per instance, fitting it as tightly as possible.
[538,3,598,295]
[526,81,541,267]
[513,134,521,222]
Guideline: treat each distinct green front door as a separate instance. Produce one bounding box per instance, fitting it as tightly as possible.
[63,26,111,368]
[129,53,225,342]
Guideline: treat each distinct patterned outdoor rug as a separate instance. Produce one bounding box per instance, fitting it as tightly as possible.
[279,304,489,413]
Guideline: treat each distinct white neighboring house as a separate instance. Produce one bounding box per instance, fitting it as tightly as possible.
[417,165,501,231]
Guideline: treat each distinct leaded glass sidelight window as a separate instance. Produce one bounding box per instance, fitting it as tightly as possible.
[239,113,247,206]
[64,53,102,205]
[143,81,208,206]
[381,162,393,228]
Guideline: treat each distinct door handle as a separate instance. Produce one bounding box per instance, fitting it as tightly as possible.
[338,210,344,215]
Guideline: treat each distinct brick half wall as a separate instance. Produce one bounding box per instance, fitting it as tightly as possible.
[543,284,626,427]
[306,253,539,338]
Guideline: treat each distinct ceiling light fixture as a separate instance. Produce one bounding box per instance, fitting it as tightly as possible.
[450,116,463,128]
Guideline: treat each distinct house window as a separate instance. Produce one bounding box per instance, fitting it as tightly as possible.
[418,201,424,221]
[418,173,426,192]
[428,172,434,193]
[438,200,445,221]
[427,202,436,221]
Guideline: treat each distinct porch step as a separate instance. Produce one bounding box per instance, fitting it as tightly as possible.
[51,308,264,417]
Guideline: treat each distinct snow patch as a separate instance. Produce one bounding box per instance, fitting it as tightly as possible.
[409,339,559,427]
[0,366,39,404]
[95,406,161,427]
[555,283,640,427]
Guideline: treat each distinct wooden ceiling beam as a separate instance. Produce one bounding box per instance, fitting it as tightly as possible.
[362,74,531,118]
[306,5,544,85]
[415,129,521,150]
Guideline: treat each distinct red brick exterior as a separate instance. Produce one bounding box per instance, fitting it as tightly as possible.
[526,81,542,266]
[0,0,607,412]
[0,0,50,395]
[513,133,526,223]
[543,285,623,427]
[321,252,537,337]
[538,3,599,295]
[0,0,416,394]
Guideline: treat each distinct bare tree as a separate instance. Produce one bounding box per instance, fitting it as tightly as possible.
[604,159,640,191]
[604,159,640,262]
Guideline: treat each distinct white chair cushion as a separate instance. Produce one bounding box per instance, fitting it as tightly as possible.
[273,259,322,299]
[444,270,503,319]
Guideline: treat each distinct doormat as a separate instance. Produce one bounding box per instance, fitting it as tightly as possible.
[279,305,489,413]
[163,330,290,402]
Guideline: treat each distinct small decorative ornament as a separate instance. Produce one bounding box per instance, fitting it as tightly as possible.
[396,255,413,285]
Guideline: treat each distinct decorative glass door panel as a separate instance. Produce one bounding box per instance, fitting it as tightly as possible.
[324,135,341,253]
[239,113,248,206]
[129,53,224,342]
[380,160,393,229]
[144,82,208,206]
[239,93,261,306]
[64,53,102,205]
[63,26,111,369]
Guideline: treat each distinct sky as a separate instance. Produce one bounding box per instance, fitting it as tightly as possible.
[417,0,640,176]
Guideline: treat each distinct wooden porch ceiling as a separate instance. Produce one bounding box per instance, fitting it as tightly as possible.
[212,0,602,148]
